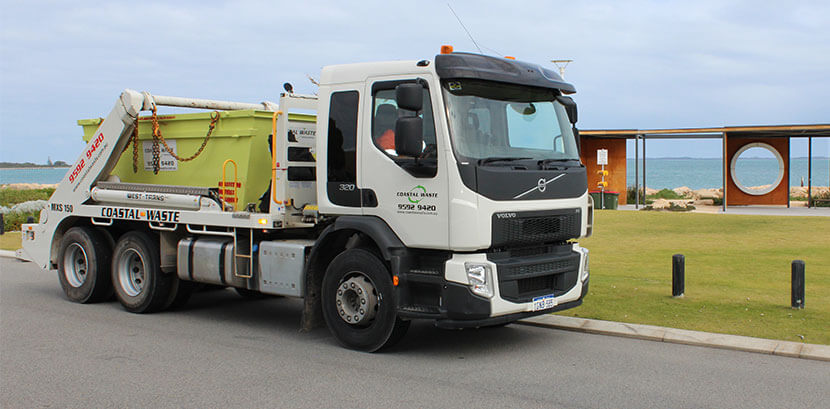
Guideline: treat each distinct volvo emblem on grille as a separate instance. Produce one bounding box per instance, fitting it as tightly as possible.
[514,174,565,199]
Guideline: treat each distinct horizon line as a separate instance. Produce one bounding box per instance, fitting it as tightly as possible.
[626,156,830,160]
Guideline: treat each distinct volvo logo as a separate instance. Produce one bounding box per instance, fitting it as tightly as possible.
[513,174,565,199]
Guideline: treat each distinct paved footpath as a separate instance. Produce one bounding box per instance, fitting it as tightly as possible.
[2,257,829,409]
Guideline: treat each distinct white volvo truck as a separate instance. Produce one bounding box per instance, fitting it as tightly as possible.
[22,51,593,351]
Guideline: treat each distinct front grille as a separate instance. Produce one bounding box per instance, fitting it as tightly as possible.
[504,257,579,279]
[490,245,580,303]
[517,275,555,294]
[491,209,581,248]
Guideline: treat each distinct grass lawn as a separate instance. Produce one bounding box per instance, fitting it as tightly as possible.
[1,232,21,251]
[558,210,830,345]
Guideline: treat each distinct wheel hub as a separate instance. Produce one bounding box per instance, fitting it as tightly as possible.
[117,248,145,297]
[335,274,379,326]
[62,243,88,288]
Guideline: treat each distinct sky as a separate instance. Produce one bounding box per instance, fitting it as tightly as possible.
[1,0,828,163]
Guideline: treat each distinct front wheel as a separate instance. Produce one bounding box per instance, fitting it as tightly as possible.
[321,249,409,352]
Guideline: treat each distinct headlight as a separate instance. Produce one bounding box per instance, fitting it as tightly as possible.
[465,263,493,298]
[580,248,590,281]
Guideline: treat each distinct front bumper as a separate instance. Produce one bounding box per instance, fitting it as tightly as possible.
[434,279,588,329]
[395,243,589,329]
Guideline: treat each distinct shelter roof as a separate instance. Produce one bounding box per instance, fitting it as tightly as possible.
[581,124,830,139]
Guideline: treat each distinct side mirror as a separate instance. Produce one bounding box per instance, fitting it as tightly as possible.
[556,95,578,125]
[396,84,423,111]
[395,117,423,157]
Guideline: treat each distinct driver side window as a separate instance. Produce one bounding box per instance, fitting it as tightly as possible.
[371,81,438,178]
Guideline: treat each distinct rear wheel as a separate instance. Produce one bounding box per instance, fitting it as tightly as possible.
[111,231,173,313]
[234,287,267,299]
[57,227,113,303]
[321,249,409,352]
[164,278,195,310]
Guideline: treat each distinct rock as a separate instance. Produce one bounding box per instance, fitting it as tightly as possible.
[789,186,829,197]
[672,186,698,199]
[791,186,808,198]
[651,198,671,209]
[693,188,722,199]
[0,200,48,214]
[645,187,659,196]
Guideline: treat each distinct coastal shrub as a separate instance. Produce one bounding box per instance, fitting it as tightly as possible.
[626,186,645,204]
[700,196,723,206]
[639,202,695,212]
[0,188,55,207]
[648,188,684,200]
[668,202,695,212]
[0,194,49,231]
[2,210,39,232]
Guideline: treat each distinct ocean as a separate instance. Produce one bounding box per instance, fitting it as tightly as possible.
[0,168,70,185]
[1,158,829,189]
[626,158,830,190]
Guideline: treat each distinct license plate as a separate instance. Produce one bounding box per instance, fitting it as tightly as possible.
[532,295,557,311]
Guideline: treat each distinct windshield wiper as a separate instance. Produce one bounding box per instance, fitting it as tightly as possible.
[478,157,531,166]
[538,158,577,169]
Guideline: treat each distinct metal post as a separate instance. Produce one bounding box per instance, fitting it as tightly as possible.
[635,135,640,208]
[787,136,791,208]
[722,132,727,212]
[642,135,647,201]
[600,162,605,209]
[808,136,812,207]
[0,214,4,235]
[791,260,805,309]
[672,254,685,297]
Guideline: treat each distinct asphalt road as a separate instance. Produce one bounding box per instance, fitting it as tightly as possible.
[2,257,828,408]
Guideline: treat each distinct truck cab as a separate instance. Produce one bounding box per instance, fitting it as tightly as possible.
[311,52,591,346]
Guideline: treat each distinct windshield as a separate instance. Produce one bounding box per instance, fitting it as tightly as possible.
[442,79,579,163]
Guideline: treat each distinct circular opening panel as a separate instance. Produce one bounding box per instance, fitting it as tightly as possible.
[730,142,784,196]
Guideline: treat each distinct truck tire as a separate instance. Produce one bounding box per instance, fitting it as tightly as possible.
[164,278,195,310]
[111,231,173,313]
[57,226,113,303]
[234,287,267,299]
[321,248,410,352]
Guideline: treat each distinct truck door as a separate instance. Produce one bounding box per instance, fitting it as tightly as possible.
[359,78,449,249]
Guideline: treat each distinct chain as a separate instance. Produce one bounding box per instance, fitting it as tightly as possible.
[150,106,220,174]
[119,120,141,173]
[132,123,139,173]
[151,116,161,174]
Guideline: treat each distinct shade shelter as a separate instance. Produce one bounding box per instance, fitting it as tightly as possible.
[579,124,830,210]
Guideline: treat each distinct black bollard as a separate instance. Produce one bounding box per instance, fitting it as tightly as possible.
[791,260,805,309]
[0,213,4,235]
[672,254,685,297]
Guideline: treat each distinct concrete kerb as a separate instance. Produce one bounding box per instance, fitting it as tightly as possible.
[519,314,830,362]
